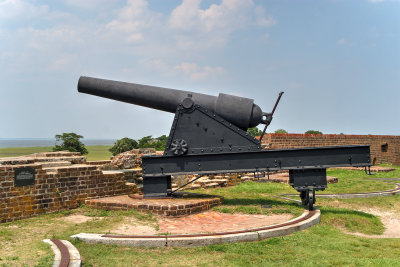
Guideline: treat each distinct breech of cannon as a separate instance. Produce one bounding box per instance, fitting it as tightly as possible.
[78,76,264,130]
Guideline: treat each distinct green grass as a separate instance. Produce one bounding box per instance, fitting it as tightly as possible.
[1,204,393,267]
[73,225,400,267]
[0,145,112,161]
[319,206,385,235]
[194,182,303,216]
[323,167,400,194]
[0,146,52,157]
[0,207,158,266]
[1,165,400,266]
[320,193,400,214]
[85,145,112,161]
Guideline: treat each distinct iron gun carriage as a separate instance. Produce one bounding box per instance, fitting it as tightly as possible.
[78,76,371,210]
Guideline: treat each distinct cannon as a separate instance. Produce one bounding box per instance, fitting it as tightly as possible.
[78,76,371,210]
[78,76,267,130]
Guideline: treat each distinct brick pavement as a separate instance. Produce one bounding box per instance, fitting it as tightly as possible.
[158,211,293,234]
[85,194,223,216]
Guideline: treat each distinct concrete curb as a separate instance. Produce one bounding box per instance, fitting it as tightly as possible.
[71,209,320,247]
[43,239,81,267]
[285,183,400,199]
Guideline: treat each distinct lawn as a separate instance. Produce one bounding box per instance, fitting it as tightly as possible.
[1,165,400,266]
[0,146,112,161]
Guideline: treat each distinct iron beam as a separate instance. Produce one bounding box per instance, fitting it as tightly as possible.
[142,145,370,177]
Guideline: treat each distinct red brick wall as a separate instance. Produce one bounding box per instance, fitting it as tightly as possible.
[261,134,400,165]
[0,164,131,223]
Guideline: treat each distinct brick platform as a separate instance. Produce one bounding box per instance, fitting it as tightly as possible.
[85,194,223,216]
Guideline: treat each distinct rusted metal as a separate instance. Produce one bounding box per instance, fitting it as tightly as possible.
[50,239,70,267]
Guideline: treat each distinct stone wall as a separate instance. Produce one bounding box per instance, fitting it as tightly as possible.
[0,161,132,223]
[261,134,400,165]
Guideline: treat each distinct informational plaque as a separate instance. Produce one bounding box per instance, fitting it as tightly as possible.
[14,167,35,186]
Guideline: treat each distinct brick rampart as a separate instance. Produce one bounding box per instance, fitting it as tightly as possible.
[0,164,131,223]
[261,134,400,165]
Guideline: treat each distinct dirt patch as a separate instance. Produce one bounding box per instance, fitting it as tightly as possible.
[344,208,400,238]
[110,218,158,235]
[61,214,102,224]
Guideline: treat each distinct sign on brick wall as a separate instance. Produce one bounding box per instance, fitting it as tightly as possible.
[14,167,35,186]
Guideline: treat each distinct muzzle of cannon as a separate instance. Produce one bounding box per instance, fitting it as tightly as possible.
[77,75,371,210]
[78,76,267,130]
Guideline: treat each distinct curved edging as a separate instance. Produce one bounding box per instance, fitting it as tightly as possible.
[70,209,320,247]
[284,182,400,199]
[43,239,81,267]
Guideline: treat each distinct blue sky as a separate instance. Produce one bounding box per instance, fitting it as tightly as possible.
[0,0,399,139]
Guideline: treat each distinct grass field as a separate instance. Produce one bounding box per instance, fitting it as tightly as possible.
[1,165,400,266]
[0,146,112,161]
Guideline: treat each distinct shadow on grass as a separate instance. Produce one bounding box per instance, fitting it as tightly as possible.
[319,207,377,219]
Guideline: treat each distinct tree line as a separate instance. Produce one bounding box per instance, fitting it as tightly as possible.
[53,129,323,156]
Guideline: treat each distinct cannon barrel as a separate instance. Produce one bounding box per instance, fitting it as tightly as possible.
[78,76,264,130]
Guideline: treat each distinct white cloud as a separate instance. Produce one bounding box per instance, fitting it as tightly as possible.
[0,0,48,20]
[175,62,224,81]
[337,38,347,45]
[254,6,276,27]
[21,27,84,51]
[105,0,161,42]
[337,38,356,47]
[50,54,77,71]
[139,59,169,72]
[262,33,270,41]
[168,0,276,49]
[169,0,275,32]
[1,0,276,79]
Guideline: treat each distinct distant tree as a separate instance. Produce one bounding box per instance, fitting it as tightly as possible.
[53,133,88,155]
[109,137,138,156]
[274,129,288,134]
[155,135,168,150]
[247,127,263,137]
[305,130,323,134]
[138,135,168,151]
[138,135,153,148]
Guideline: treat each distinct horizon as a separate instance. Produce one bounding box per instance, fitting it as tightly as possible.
[1,131,400,141]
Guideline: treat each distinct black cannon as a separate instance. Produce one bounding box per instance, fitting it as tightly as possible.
[78,76,371,210]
